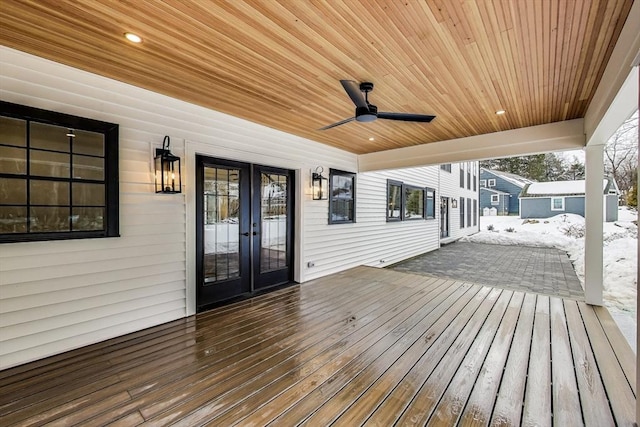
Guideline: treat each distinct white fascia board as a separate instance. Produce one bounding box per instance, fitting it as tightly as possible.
[358,119,585,172]
[585,0,640,145]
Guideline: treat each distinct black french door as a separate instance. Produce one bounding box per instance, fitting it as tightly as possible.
[196,156,294,310]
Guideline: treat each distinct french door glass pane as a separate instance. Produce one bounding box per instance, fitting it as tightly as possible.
[260,172,287,273]
[203,167,240,283]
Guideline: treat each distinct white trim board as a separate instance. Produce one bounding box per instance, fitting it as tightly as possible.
[358,119,585,172]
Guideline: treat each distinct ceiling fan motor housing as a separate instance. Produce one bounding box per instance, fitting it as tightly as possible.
[356,104,377,122]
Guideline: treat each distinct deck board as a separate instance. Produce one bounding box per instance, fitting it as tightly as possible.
[0,267,635,427]
[522,295,552,427]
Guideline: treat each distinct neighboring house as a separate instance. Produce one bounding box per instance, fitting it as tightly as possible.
[479,168,534,215]
[0,49,479,369]
[519,177,620,221]
[480,188,510,216]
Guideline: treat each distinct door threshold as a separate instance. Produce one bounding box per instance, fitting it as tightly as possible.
[197,281,298,313]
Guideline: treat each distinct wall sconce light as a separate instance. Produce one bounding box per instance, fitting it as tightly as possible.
[155,135,182,193]
[451,199,458,208]
[311,166,328,200]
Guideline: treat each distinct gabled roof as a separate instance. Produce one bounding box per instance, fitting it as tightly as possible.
[480,187,511,196]
[481,168,535,188]
[520,178,617,197]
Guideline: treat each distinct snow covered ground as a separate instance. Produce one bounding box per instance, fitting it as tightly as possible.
[461,207,637,351]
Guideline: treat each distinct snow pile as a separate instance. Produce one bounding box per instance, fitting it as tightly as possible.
[462,208,638,317]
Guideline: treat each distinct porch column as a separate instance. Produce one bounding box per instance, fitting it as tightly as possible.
[584,143,604,306]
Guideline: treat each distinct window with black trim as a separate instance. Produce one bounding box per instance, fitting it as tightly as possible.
[386,180,433,222]
[387,180,402,221]
[440,164,451,172]
[426,187,435,219]
[467,198,472,227]
[460,197,465,228]
[467,163,471,190]
[460,164,465,188]
[329,169,355,224]
[0,102,119,243]
[404,185,425,220]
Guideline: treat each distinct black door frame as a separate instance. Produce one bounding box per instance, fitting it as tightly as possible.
[195,156,252,310]
[252,164,295,290]
[195,155,295,311]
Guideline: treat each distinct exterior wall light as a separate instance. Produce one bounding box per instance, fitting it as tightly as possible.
[312,166,328,200]
[451,199,458,208]
[155,135,182,193]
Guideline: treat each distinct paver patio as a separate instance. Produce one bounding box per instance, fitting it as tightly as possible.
[390,242,584,300]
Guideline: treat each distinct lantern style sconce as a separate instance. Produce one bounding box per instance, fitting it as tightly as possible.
[311,166,328,200]
[451,199,458,208]
[155,135,182,193]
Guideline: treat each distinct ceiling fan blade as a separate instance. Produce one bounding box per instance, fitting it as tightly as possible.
[378,112,436,122]
[340,80,368,109]
[318,116,355,130]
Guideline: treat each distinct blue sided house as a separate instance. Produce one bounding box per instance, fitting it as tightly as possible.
[479,168,534,216]
[519,177,620,222]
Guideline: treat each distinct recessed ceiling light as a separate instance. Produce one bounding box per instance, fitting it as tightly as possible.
[369,137,375,141]
[124,32,142,43]
[496,110,506,115]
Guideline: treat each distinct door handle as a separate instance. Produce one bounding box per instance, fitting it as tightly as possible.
[241,232,250,236]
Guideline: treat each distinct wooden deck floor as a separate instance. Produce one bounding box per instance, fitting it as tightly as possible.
[0,267,636,426]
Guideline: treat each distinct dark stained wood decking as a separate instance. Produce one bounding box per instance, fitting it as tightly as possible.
[0,267,635,426]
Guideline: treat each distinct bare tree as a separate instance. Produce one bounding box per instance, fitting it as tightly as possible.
[605,111,638,199]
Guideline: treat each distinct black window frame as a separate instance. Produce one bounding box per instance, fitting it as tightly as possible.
[328,169,356,224]
[440,164,452,173]
[403,184,426,220]
[386,180,434,222]
[460,197,465,228]
[425,187,436,219]
[0,101,119,243]
[467,197,472,227]
[386,179,403,222]
[467,163,471,190]
[460,164,465,188]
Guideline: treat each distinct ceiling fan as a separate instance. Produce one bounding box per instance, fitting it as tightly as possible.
[319,80,436,130]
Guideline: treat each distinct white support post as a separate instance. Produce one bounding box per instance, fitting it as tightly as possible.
[584,144,605,306]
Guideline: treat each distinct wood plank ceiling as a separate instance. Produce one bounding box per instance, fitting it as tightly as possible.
[0,0,633,154]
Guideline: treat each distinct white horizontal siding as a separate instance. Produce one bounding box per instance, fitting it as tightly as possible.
[0,47,356,369]
[438,162,481,241]
[0,47,474,369]
[303,167,441,280]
